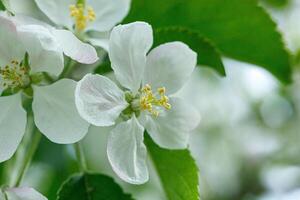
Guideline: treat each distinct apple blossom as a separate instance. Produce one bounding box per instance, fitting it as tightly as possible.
[75,22,201,184]
[3,0,131,51]
[0,13,97,162]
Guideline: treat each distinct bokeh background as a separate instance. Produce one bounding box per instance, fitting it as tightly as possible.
[1,0,300,199]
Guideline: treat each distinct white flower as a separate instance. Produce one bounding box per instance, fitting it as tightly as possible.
[1,187,47,200]
[1,0,50,22]
[75,22,201,184]
[0,13,92,162]
[2,11,99,65]
[4,0,131,51]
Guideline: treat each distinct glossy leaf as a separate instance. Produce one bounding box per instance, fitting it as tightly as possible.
[261,0,290,7]
[124,0,291,82]
[94,61,113,75]
[154,27,225,76]
[0,0,5,10]
[145,134,200,200]
[57,173,134,200]
[95,29,225,76]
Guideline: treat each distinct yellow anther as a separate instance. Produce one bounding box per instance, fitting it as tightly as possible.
[69,5,78,16]
[87,7,96,21]
[161,95,169,102]
[142,84,152,92]
[69,4,96,31]
[0,60,30,89]
[139,84,171,117]
[164,103,172,110]
[158,87,166,95]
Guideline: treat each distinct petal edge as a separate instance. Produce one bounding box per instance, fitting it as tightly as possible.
[33,79,89,144]
[75,74,128,126]
[107,116,149,184]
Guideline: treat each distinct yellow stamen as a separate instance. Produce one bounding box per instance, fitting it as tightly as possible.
[158,87,166,95]
[139,84,172,117]
[69,4,96,31]
[0,60,30,89]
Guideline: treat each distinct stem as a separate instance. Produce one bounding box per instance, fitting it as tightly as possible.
[74,142,88,172]
[43,72,55,83]
[59,59,77,79]
[77,0,86,5]
[9,110,41,187]
[13,129,41,187]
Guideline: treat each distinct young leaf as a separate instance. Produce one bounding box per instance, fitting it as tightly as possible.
[124,0,291,83]
[154,27,225,76]
[57,173,134,200]
[145,134,200,200]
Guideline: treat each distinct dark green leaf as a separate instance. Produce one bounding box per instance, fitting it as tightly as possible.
[94,61,112,75]
[145,134,200,200]
[0,165,3,185]
[154,27,225,76]
[57,173,134,200]
[95,28,225,76]
[124,0,291,82]
[0,1,5,10]
[261,0,290,7]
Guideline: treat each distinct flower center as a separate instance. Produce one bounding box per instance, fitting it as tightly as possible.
[69,4,96,31]
[0,60,30,90]
[139,84,171,117]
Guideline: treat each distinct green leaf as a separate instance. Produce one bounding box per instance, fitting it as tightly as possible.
[154,27,225,76]
[57,173,134,200]
[145,134,200,200]
[124,0,291,82]
[261,0,290,7]
[95,28,225,76]
[94,61,112,75]
[0,0,5,10]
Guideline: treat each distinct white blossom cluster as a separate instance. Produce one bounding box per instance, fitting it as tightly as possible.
[0,0,200,198]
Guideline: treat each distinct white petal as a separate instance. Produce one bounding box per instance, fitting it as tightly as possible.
[144,42,197,95]
[143,98,200,149]
[2,0,51,23]
[5,187,47,200]
[82,125,112,171]
[86,0,130,32]
[107,116,149,184]
[75,74,128,126]
[87,31,110,52]
[8,13,52,28]
[0,14,25,66]
[17,25,64,76]
[32,79,89,144]
[35,0,76,29]
[88,37,109,51]
[109,22,153,93]
[53,29,99,64]
[0,93,26,162]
